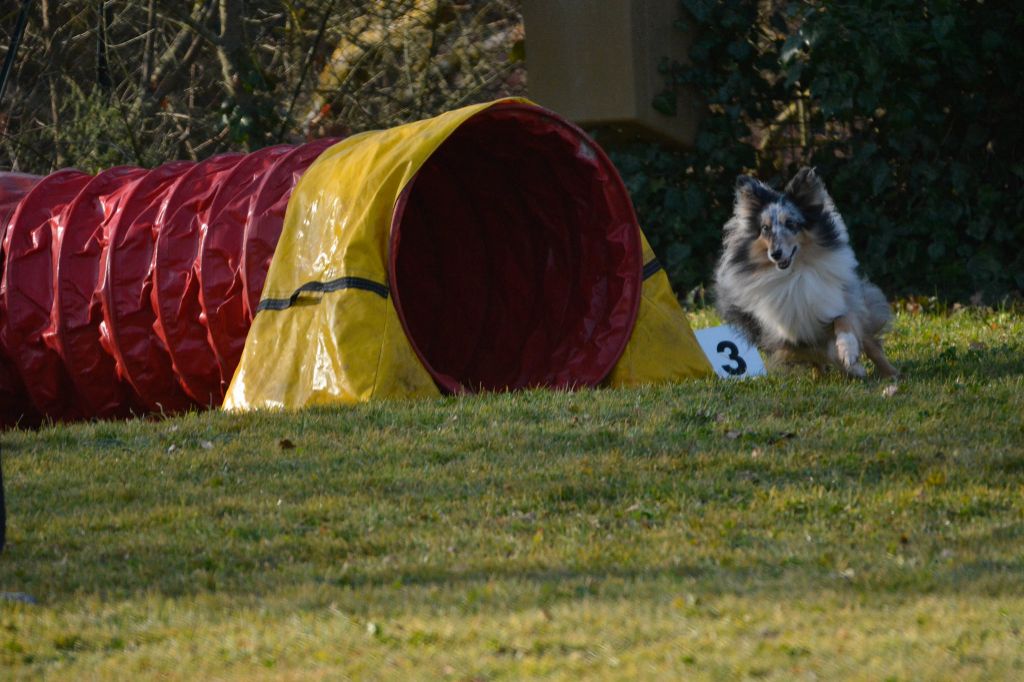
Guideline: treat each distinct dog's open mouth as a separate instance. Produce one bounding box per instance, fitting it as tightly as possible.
[775,246,798,270]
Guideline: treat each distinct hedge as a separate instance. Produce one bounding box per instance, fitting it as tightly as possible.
[609,0,1024,303]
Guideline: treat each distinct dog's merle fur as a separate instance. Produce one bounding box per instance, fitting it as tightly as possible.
[712,167,898,378]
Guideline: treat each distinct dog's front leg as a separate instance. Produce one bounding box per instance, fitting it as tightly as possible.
[833,315,867,377]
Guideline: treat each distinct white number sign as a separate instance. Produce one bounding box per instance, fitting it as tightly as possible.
[694,325,766,379]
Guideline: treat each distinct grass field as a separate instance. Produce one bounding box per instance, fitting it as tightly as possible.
[2,306,1023,680]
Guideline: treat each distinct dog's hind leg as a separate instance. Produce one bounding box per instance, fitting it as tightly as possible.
[833,315,867,377]
[863,336,899,378]
[773,346,829,376]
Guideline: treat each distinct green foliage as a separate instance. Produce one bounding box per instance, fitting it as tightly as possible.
[31,85,178,173]
[605,144,720,295]
[607,0,785,300]
[619,0,1024,302]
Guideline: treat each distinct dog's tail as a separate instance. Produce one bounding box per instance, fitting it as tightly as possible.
[861,279,894,337]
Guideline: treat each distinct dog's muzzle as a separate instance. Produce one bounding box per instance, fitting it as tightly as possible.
[772,245,798,270]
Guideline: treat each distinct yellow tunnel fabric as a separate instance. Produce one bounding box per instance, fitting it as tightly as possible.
[224,99,711,412]
[606,235,714,386]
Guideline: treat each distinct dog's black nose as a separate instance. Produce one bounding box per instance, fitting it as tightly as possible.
[770,249,783,261]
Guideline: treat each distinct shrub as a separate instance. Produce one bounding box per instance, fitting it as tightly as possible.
[618,0,1024,302]
[0,1,524,173]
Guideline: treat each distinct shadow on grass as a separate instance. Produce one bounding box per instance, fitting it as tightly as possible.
[4,432,1023,606]
[4,515,1024,607]
[323,554,1024,594]
[899,344,1024,382]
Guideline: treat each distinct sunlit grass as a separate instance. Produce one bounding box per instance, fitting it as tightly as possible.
[2,308,1022,680]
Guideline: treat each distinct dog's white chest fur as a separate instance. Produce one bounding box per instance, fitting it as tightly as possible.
[748,248,856,345]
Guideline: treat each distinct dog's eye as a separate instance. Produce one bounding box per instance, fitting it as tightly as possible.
[760,225,770,235]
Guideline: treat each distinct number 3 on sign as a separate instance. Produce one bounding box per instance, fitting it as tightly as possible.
[694,326,766,379]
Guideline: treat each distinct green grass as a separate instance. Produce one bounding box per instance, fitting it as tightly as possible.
[2,307,1023,680]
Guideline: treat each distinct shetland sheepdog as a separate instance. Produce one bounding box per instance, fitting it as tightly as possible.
[712,167,898,378]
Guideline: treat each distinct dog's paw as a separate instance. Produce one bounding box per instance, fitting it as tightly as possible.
[877,365,901,380]
[835,331,860,369]
[847,362,867,378]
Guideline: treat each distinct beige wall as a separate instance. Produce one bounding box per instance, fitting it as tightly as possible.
[522,0,701,147]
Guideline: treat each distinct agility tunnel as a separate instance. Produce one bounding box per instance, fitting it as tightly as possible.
[0,99,711,427]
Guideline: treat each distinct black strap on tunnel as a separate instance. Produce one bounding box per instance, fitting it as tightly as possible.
[257,261,660,313]
[642,258,663,281]
[256,275,389,313]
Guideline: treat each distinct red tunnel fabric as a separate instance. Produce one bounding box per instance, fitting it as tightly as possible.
[101,160,197,414]
[240,137,339,321]
[389,103,641,393]
[0,172,44,427]
[199,144,292,386]
[153,152,244,406]
[0,140,333,425]
[2,170,92,421]
[54,166,148,420]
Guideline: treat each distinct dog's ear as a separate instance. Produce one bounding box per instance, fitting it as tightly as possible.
[784,167,829,212]
[734,175,777,215]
